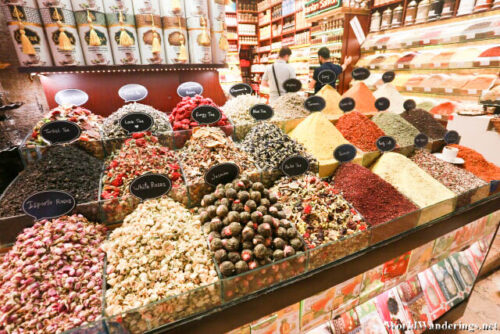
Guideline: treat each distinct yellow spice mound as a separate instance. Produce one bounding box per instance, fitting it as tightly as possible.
[371,152,455,208]
[316,85,342,116]
[290,112,351,163]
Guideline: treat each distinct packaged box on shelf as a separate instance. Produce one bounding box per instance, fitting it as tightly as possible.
[355,299,389,334]
[430,261,465,307]
[447,253,476,296]
[300,286,336,332]
[330,309,362,333]
[417,268,450,321]
[360,264,385,304]
[396,276,433,334]
[375,288,413,334]
[431,229,457,263]
[331,274,364,316]
[382,252,411,289]
[407,241,435,278]
[304,322,334,334]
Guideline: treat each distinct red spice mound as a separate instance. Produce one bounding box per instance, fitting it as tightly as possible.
[336,111,386,152]
[430,102,456,116]
[333,163,418,226]
[450,144,500,182]
[479,46,500,57]
[169,95,230,131]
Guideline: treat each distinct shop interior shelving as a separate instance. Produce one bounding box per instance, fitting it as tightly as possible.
[147,194,500,334]
[357,9,500,104]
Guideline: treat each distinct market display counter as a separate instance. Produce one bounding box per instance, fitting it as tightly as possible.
[145,194,499,334]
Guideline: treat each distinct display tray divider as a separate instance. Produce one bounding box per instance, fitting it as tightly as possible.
[144,194,500,334]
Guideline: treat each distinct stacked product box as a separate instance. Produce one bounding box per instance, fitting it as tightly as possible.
[159,0,190,64]
[208,0,227,64]
[133,0,165,64]
[185,0,212,64]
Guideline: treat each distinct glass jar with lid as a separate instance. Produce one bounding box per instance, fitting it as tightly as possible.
[415,0,431,23]
[370,10,381,32]
[427,0,444,21]
[381,7,393,30]
[405,0,418,25]
[391,4,403,28]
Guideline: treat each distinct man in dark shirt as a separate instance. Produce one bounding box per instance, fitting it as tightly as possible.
[310,47,352,93]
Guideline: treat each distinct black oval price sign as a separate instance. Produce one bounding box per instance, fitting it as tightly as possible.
[250,104,274,121]
[192,105,222,125]
[54,89,88,106]
[339,97,355,112]
[177,82,203,97]
[414,133,429,148]
[318,69,337,85]
[376,136,397,152]
[352,67,371,81]
[283,78,302,93]
[334,144,357,163]
[118,84,148,102]
[444,130,460,144]
[229,83,253,97]
[280,155,310,177]
[120,112,154,133]
[205,162,240,187]
[382,71,395,83]
[22,190,76,221]
[404,99,416,111]
[129,173,172,200]
[304,96,326,112]
[40,120,82,144]
[375,97,390,111]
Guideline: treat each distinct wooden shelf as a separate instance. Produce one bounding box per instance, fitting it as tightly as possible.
[237,9,258,13]
[146,194,500,334]
[306,7,371,22]
[372,0,403,8]
[19,64,227,74]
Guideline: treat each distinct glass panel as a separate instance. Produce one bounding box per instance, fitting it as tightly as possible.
[370,209,421,245]
[416,195,457,226]
[222,251,307,301]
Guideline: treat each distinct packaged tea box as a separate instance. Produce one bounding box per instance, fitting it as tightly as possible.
[375,288,413,334]
[133,0,165,64]
[103,0,141,64]
[71,0,114,65]
[187,16,212,63]
[1,0,53,66]
[447,253,476,296]
[208,0,227,64]
[417,269,450,320]
[396,276,432,334]
[330,309,362,334]
[160,14,189,64]
[300,286,336,332]
[430,261,465,307]
[407,241,434,278]
[37,0,86,66]
[355,299,388,334]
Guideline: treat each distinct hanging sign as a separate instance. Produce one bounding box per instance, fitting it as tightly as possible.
[205,163,240,187]
[22,191,76,221]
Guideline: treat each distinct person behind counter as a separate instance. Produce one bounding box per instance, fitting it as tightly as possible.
[310,47,352,94]
[261,47,296,103]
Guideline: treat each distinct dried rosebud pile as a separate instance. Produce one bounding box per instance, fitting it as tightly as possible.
[101,132,184,200]
[103,197,218,315]
[27,105,103,146]
[0,215,106,333]
[272,174,368,248]
[200,176,304,277]
[170,95,230,131]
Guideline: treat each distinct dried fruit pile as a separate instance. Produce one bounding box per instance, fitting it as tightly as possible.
[272,174,368,248]
[103,197,218,315]
[26,105,103,146]
[0,215,106,333]
[170,95,230,131]
[0,146,101,217]
[100,132,184,200]
[200,177,304,277]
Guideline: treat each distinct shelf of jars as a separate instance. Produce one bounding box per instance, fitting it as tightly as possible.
[364,10,500,52]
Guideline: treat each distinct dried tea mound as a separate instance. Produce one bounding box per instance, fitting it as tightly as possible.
[221,94,265,124]
[334,163,418,226]
[179,127,257,185]
[0,215,106,333]
[0,145,101,217]
[400,108,447,140]
[102,102,172,139]
[200,177,305,277]
[371,152,455,208]
[410,150,487,195]
[240,123,315,170]
[272,174,368,248]
[270,93,310,121]
[372,112,420,147]
[103,197,218,315]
